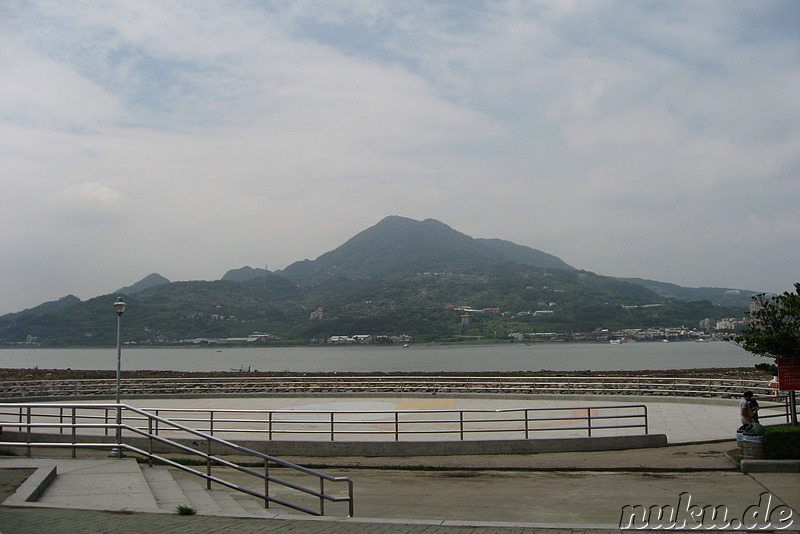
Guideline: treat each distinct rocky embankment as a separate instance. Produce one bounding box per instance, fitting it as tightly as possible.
[0,366,771,382]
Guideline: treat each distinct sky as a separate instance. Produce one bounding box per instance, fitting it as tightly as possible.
[1,1,799,315]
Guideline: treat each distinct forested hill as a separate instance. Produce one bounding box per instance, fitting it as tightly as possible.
[0,216,757,346]
[278,216,574,281]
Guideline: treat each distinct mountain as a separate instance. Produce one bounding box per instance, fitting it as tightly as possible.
[0,294,81,321]
[222,266,269,282]
[0,216,757,346]
[280,216,574,281]
[116,273,170,295]
[617,278,759,307]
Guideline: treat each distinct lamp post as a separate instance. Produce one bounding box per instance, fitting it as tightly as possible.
[113,296,126,403]
[112,296,126,457]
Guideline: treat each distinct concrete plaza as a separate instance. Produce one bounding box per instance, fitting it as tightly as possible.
[1,394,798,533]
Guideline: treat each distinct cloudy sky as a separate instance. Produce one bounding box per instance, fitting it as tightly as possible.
[1,1,798,315]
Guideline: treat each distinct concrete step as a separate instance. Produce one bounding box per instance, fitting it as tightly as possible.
[170,469,254,517]
[140,466,191,512]
[232,493,273,516]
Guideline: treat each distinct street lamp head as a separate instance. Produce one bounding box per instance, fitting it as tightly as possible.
[113,296,126,316]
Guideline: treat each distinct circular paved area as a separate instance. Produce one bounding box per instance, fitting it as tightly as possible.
[50,394,755,443]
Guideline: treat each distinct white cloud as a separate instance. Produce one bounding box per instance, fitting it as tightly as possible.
[0,0,799,314]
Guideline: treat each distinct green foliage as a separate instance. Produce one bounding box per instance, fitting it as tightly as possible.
[0,268,749,346]
[755,362,778,376]
[763,425,800,459]
[734,283,800,359]
[175,504,196,515]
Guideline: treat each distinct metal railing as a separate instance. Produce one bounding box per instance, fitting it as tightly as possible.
[0,375,778,400]
[0,403,649,442]
[0,402,354,517]
[138,404,649,440]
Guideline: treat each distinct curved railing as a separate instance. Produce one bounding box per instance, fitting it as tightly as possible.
[0,374,777,400]
[114,404,651,441]
[0,402,650,442]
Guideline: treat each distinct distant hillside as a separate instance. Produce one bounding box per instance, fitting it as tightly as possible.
[222,266,269,282]
[618,277,759,307]
[473,237,575,271]
[0,216,757,346]
[116,273,170,295]
[0,294,81,321]
[280,216,574,281]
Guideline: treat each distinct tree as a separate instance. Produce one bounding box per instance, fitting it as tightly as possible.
[735,283,800,359]
[734,283,800,425]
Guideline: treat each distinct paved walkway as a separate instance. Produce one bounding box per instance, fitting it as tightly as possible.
[2,443,799,533]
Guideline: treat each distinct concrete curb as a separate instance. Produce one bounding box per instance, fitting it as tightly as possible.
[2,465,57,505]
[740,459,800,473]
[0,430,668,456]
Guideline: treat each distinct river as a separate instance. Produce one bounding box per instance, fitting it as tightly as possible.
[0,341,759,373]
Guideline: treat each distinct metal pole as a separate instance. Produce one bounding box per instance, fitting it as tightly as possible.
[115,312,122,452]
[586,408,592,437]
[111,297,125,458]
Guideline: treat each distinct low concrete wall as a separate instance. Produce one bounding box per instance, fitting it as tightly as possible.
[1,430,667,457]
[239,434,668,456]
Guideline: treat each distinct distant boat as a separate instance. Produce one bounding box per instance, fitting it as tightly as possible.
[662,339,670,343]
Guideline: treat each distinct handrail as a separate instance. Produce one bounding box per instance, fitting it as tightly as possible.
[0,375,777,401]
[0,403,649,441]
[0,402,354,517]
[142,404,649,440]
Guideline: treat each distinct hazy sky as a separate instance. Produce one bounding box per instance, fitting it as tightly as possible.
[1,1,799,315]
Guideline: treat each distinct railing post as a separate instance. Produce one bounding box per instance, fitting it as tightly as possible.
[268,412,273,440]
[643,405,649,434]
[319,478,325,515]
[348,478,355,517]
[71,408,77,458]
[148,418,153,467]
[330,412,335,441]
[264,461,270,508]
[206,437,212,489]
[586,408,592,437]
[59,407,64,434]
[209,410,214,436]
[26,407,31,457]
[115,404,122,456]
[459,411,464,440]
[524,409,530,439]
[395,412,399,442]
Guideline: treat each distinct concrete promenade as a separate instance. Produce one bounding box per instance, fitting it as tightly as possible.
[2,443,799,534]
[1,395,798,533]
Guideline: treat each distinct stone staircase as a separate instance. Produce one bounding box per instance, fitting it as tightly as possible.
[1,458,326,519]
[140,465,292,518]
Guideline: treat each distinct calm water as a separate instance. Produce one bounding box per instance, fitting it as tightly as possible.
[0,341,758,372]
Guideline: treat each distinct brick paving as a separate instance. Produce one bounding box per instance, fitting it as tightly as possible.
[0,506,614,534]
